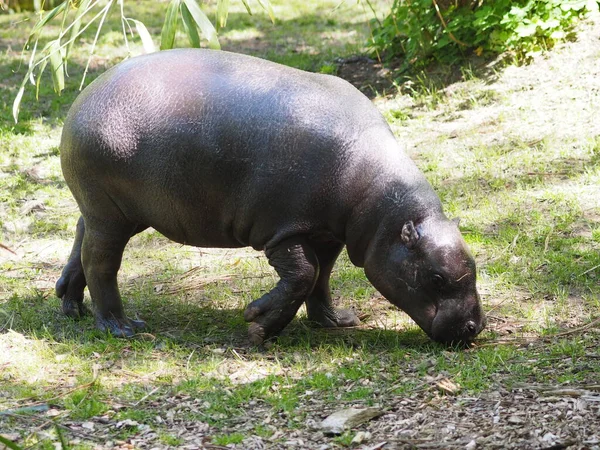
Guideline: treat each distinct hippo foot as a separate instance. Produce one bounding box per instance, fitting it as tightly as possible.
[96,316,146,338]
[56,268,88,319]
[244,298,297,345]
[244,306,287,345]
[247,322,269,345]
[308,307,361,328]
[62,297,89,319]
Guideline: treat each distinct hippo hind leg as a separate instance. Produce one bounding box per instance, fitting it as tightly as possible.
[57,216,148,333]
[305,240,360,328]
[56,216,88,318]
[79,217,148,337]
[244,236,319,344]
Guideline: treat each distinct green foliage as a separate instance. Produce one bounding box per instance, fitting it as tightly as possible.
[371,0,599,67]
[213,432,245,445]
[63,388,109,420]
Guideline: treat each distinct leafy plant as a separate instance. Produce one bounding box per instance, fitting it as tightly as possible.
[371,0,599,68]
[213,432,246,445]
[12,0,274,122]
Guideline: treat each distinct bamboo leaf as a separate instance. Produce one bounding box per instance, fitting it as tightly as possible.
[0,435,22,450]
[66,0,92,59]
[182,0,220,49]
[27,39,38,86]
[256,0,275,23]
[48,39,65,94]
[240,0,253,15]
[12,84,25,124]
[79,0,114,90]
[26,1,68,47]
[180,3,201,48]
[160,0,181,50]
[36,58,48,100]
[129,19,156,53]
[216,0,230,28]
[31,38,57,90]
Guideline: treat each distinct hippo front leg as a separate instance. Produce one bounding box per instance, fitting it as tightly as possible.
[244,237,319,344]
[305,241,360,328]
[81,221,145,337]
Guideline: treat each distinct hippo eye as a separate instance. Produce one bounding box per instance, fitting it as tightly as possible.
[432,274,445,287]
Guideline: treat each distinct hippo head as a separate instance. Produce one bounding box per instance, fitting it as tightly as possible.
[364,217,485,344]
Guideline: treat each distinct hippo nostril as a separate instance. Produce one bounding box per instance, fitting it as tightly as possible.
[466,320,477,335]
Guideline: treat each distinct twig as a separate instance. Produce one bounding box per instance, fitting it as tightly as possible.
[132,387,159,407]
[0,242,17,255]
[538,440,577,450]
[527,172,570,176]
[431,0,469,47]
[364,443,387,450]
[552,316,600,337]
[477,316,600,348]
[578,263,600,277]
[45,378,97,403]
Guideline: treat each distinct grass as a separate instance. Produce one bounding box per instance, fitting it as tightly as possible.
[1,1,600,449]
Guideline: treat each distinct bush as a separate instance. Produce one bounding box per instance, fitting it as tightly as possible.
[371,0,599,67]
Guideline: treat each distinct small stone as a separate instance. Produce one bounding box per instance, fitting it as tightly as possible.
[81,422,94,431]
[465,439,477,450]
[19,199,45,215]
[507,415,524,424]
[115,419,139,429]
[305,418,319,430]
[542,432,557,443]
[436,378,461,395]
[445,423,456,433]
[320,407,384,435]
[351,431,371,444]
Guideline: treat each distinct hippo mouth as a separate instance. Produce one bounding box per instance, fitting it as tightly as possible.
[429,306,486,345]
[395,295,484,345]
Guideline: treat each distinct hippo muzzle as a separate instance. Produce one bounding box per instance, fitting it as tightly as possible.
[428,294,486,344]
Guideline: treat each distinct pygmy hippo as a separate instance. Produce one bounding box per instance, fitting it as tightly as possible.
[56,49,485,345]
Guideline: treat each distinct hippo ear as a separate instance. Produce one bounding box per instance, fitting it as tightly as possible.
[452,217,461,227]
[401,221,420,249]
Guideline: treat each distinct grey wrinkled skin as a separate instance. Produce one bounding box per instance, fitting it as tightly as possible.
[56,48,485,344]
